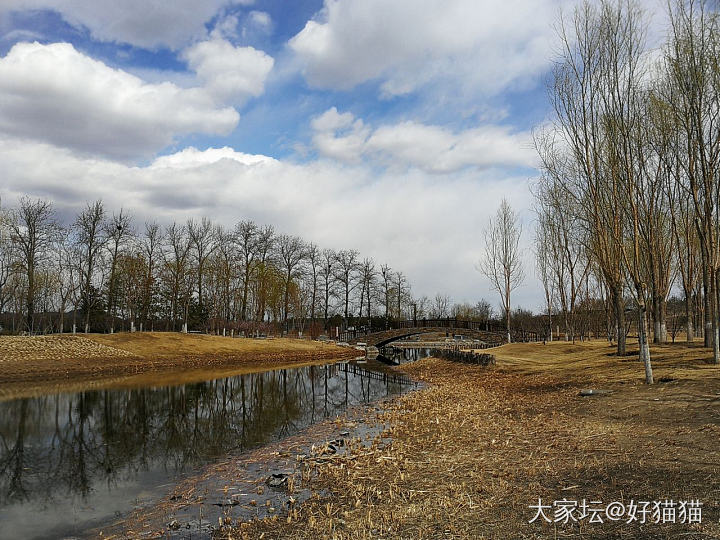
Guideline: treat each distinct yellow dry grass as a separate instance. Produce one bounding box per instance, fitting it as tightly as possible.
[0,332,356,401]
[0,334,137,362]
[90,332,339,358]
[493,338,720,383]
[223,340,720,539]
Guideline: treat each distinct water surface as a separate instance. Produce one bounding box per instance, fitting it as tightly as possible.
[0,360,415,540]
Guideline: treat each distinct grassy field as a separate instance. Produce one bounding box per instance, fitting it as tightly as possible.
[0,332,357,400]
[220,339,720,539]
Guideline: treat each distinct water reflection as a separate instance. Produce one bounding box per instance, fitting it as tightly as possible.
[0,361,415,540]
[377,346,432,365]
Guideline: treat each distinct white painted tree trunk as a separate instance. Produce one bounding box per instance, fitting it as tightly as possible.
[638,306,653,384]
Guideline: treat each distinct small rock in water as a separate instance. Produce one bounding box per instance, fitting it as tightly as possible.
[266,473,289,488]
[168,519,180,530]
[212,498,239,507]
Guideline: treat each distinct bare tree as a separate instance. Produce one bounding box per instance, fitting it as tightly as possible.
[431,293,451,319]
[277,234,306,332]
[253,225,275,322]
[305,243,321,322]
[358,258,376,323]
[8,197,59,332]
[214,225,238,328]
[140,221,162,329]
[320,248,336,328]
[53,229,80,333]
[394,271,408,320]
[380,264,393,326]
[534,212,555,341]
[234,220,258,322]
[334,249,359,322]
[104,209,134,332]
[0,201,15,317]
[479,198,524,343]
[545,1,630,357]
[162,222,192,331]
[74,200,107,333]
[541,0,655,381]
[666,0,720,362]
[187,217,217,324]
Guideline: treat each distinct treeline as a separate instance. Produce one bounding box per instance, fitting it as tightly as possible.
[534,0,720,382]
[0,197,428,335]
[0,197,503,336]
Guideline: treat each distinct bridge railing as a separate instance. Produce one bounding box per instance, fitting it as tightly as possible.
[336,318,538,343]
[394,318,538,342]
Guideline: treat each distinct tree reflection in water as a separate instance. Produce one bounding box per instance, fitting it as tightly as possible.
[0,361,414,540]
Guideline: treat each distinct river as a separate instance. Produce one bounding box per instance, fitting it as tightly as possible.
[0,359,416,540]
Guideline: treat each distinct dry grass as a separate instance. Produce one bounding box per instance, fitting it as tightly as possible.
[492,339,720,383]
[0,334,138,362]
[90,332,338,358]
[219,340,720,539]
[0,333,357,401]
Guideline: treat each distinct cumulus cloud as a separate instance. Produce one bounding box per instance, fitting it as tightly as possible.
[289,0,566,97]
[150,146,276,169]
[310,108,370,163]
[0,42,239,161]
[0,137,538,309]
[183,38,274,105]
[1,0,253,50]
[310,108,536,172]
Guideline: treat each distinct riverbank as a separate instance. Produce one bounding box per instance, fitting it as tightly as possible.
[0,333,357,401]
[216,340,720,539]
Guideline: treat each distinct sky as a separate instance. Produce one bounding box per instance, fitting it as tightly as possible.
[0,0,667,312]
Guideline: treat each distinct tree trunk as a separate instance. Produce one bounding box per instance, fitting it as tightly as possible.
[638,302,653,384]
[241,264,250,321]
[26,263,34,333]
[703,264,712,347]
[685,293,694,343]
[713,269,720,364]
[506,288,511,344]
[58,299,65,334]
[660,299,667,344]
[613,285,626,356]
[654,295,667,344]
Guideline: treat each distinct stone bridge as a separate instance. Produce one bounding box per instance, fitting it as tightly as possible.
[349,327,507,348]
[338,318,537,347]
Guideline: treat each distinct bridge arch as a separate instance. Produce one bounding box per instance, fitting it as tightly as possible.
[355,326,507,348]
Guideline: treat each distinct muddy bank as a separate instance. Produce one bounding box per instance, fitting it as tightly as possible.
[97,401,401,539]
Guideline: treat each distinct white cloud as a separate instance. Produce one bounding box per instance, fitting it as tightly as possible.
[310,108,370,163]
[0,42,239,161]
[183,38,274,105]
[150,146,276,169]
[1,0,253,50]
[311,108,536,173]
[289,0,567,97]
[0,138,540,309]
[248,11,272,32]
[210,15,241,41]
[310,108,355,132]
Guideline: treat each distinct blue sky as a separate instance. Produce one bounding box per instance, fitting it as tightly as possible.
[0,0,663,311]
